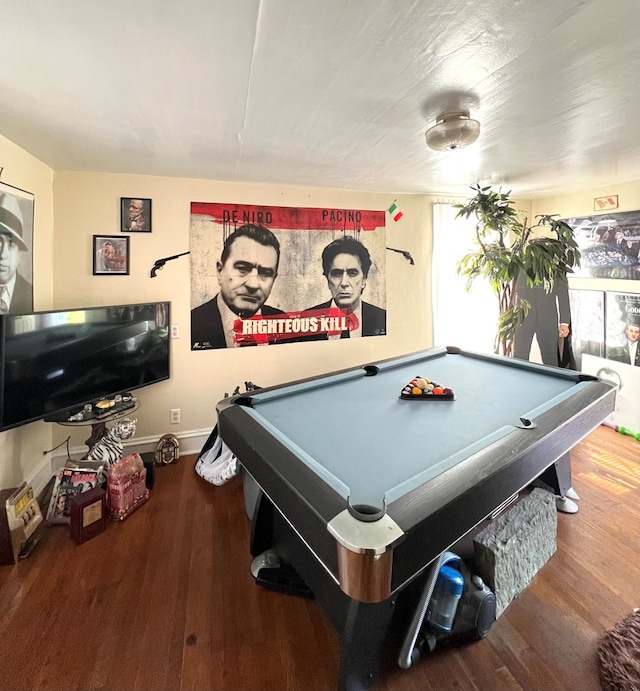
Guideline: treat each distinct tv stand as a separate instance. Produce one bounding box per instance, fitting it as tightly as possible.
[50,396,140,458]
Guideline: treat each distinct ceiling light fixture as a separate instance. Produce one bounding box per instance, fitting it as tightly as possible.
[425,111,480,152]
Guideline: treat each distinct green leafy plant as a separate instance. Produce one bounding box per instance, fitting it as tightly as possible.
[455,184,580,357]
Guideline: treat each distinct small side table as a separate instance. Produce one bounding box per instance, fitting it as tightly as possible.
[48,398,141,458]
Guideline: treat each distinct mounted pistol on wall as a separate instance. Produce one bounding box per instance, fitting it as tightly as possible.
[150,251,190,277]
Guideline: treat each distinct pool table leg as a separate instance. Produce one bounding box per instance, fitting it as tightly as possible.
[535,452,580,513]
[338,598,397,691]
[249,490,397,690]
[537,451,572,497]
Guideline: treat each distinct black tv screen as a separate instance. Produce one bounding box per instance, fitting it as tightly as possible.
[0,302,170,431]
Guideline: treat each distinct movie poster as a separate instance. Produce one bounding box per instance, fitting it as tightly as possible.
[189,203,386,350]
[568,289,605,370]
[605,292,640,366]
[578,292,640,432]
[563,209,640,280]
[581,353,640,432]
[0,181,34,313]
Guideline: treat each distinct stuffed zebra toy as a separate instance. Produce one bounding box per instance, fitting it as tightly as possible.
[86,418,137,473]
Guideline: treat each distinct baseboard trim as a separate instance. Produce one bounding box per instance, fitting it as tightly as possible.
[26,454,58,503]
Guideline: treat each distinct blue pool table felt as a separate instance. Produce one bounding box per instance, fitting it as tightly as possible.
[243,351,586,508]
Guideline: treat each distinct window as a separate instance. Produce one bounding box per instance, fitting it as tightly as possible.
[431,202,496,354]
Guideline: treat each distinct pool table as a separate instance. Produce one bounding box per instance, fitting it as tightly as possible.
[217,346,616,690]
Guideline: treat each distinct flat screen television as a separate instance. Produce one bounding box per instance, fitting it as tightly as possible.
[0,301,170,431]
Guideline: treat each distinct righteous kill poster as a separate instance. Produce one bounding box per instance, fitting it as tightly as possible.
[189,203,386,350]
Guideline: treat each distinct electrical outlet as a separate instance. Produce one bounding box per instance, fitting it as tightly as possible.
[170,408,180,424]
[170,324,180,339]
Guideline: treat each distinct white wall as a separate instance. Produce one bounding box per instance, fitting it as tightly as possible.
[51,173,435,455]
[0,134,54,490]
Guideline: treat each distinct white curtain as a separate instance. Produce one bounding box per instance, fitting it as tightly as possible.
[431,202,497,353]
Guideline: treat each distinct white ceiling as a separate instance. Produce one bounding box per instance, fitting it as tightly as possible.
[1,0,638,198]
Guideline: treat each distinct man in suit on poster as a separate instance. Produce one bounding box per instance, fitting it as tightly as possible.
[513,272,586,513]
[191,224,284,349]
[305,236,386,339]
[607,319,640,366]
[513,274,571,366]
[0,193,33,314]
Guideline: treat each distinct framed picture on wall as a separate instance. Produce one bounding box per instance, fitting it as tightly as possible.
[563,209,640,280]
[121,197,152,232]
[0,180,35,313]
[93,235,130,275]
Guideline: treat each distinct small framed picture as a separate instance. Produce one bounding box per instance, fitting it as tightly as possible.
[593,195,619,212]
[93,235,130,275]
[121,197,152,232]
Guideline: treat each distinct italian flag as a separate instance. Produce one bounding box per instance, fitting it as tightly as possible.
[387,201,403,222]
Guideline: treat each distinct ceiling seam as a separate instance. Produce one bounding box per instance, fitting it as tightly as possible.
[236,0,266,151]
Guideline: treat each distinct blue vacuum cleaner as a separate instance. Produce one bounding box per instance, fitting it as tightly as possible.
[398,551,496,668]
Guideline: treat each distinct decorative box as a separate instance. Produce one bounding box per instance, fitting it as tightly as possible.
[107,453,149,521]
[69,487,107,544]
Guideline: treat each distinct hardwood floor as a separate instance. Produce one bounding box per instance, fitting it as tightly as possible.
[0,425,638,691]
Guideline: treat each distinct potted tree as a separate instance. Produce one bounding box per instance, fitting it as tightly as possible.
[455,184,580,357]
